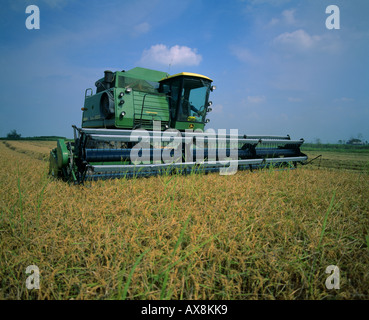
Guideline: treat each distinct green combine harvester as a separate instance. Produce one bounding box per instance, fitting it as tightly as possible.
[49,67,307,183]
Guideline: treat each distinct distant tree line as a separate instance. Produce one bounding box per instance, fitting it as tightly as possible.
[314,133,368,145]
[2,129,68,141]
[338,134,368,145]
[6,129,21,139]
[344,138,367,145]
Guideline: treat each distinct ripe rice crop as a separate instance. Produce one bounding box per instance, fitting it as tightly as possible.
[0,141,368,300]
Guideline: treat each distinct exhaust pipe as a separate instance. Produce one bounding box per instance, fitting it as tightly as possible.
[104,70,114,89]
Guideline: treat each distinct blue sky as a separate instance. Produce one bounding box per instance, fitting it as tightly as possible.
[0,0,368,143]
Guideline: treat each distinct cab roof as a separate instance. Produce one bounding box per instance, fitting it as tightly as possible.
[160,72,212,82]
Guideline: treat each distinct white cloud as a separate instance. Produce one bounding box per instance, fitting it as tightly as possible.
[266,8,297,27]
[273,29,321,50]
[282,9,296,25]
[230,46,259,64]
[139,44,202,67]
[133,22,151,36]
[273,29,343,54]
[268,17,280,27]
[247,95,266,104]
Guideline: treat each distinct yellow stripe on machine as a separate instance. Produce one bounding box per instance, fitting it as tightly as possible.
[160,72,212,82]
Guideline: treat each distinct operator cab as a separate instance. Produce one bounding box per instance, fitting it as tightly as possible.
[159,73,214,131]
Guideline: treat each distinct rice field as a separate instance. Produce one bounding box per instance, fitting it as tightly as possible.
[1,140,368,300]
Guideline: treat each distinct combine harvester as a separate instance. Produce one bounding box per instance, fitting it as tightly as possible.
[49,67,307,183]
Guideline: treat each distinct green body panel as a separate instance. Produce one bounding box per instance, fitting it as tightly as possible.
[56,139,69,168]
[118,67,168,82]
[82,68,171,130]
[82,91,104,127]
[81,67,211,131]
[49,139,69,178]
[82,90,116,128]
[130,91,169,129]
[115,87,134,128]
